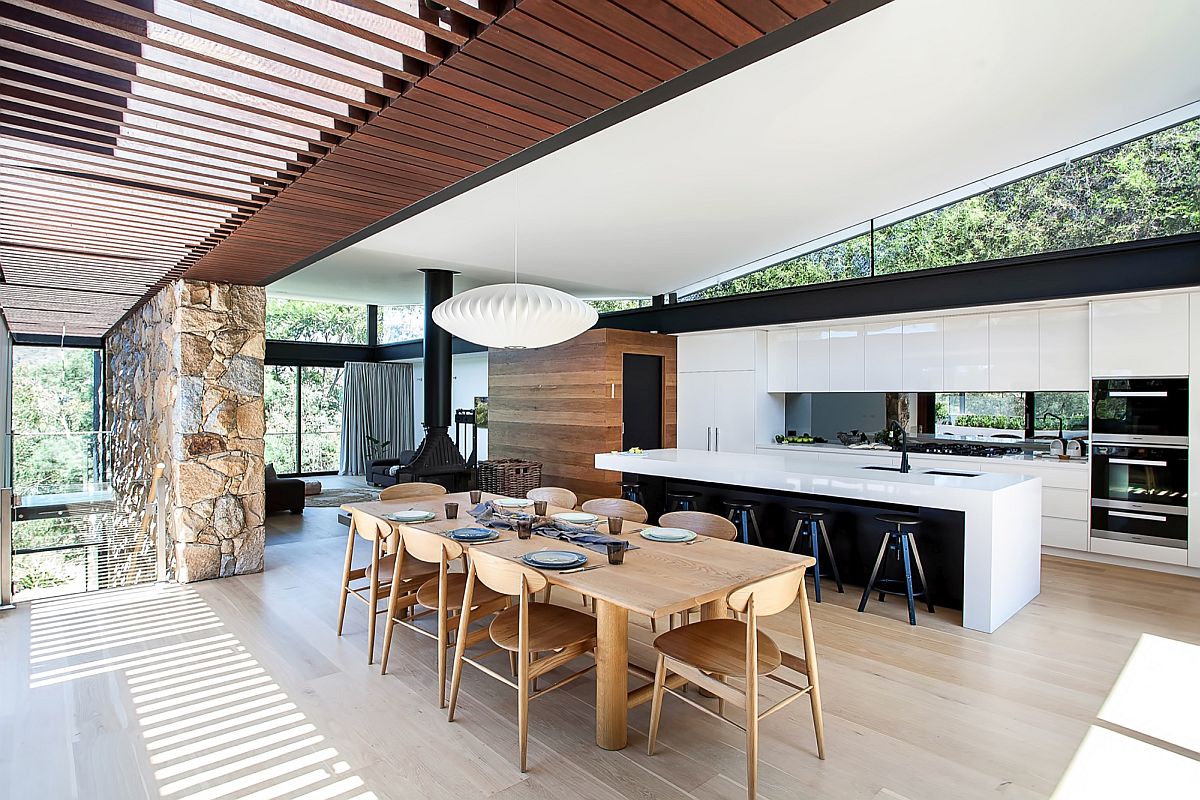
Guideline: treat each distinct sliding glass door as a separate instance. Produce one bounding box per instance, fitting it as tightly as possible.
[264,365,343,476]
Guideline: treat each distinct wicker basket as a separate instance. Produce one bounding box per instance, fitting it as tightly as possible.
[478,458,542,497]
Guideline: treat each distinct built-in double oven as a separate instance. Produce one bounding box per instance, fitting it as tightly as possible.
[1091,378,1188,550]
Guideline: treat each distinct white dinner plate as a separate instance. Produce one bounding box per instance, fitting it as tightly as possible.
[522,550,588,570]
[385,510,437,522]
[494,498,533,508]
[553,512,599,525]
[639,527,696,543]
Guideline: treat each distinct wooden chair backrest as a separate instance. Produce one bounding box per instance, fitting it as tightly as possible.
[468,547,548,595]
[727,567,805,617]
[379,482,447,500]
[350,509,393,543]
[402,526,463,563]
[658,511,738,541]
[580,497,648,523]
[527,487,578,510]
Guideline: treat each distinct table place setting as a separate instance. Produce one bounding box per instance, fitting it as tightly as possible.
[467,500,638,557]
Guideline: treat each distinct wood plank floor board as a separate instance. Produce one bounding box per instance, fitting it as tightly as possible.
[3,502,1197,799]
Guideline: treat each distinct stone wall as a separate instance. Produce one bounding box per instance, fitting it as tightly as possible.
[107,280,266,582]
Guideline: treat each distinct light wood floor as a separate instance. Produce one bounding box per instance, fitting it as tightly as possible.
[2,502,1198,800]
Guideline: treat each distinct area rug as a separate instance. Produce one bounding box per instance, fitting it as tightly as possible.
[305,486,379,507]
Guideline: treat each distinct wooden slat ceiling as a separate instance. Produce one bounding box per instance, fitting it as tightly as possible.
[1,0,835,337]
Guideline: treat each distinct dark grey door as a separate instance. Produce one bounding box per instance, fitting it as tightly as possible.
[622,354,663,451]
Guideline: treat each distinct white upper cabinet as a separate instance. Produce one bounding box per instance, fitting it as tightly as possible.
[989,310,1039,390]
[864,320,903,391]
[828,324,866,391]
[942,314,989,390]
[765,329,798,392]
[902,319,943,391]
[1090,294,1190,377]
[1038,306,1089,390]
[677,330,757,373]
[795,327,830,391]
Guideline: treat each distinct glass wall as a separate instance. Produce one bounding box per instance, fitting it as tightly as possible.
[263,365,343,475]
[266,297,368,344]
[932,391,1088,439]
[687,117,1200,299]
[380,304,423,343]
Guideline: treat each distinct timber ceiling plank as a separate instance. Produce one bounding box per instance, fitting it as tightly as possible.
[1,0,842,336]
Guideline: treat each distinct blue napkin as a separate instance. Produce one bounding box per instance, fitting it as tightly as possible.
[534,526,638,555]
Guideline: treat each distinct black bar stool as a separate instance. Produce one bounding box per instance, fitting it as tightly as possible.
[723,500,763,546]
[621,481,643,505]
[787,507,843,603]
[858,514,934,626]
[665,491,700,512]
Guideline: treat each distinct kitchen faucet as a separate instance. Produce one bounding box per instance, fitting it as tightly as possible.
[889,419,910,473]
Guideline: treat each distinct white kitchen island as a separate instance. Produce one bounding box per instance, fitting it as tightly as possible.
[595,448,1043,633]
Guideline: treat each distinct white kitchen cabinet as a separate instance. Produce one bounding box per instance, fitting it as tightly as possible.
[1090,294,1190,377]
[795,327,830,391]
[1038,306,1090,390]
[676,369,757,453]
[676,330,757,373]
[864,320,903,391]
[676,371,715,450]
[989,310,1040,390]
[828,324,865,390]
[1043,517,1089,551]
[942,314,989,390]
[765,329,798,392]
[902,319,943,391]
[1190,292,1199,568]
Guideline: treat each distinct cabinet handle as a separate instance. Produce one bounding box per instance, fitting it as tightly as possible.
[1110,391,1168,398]
[715,427,720,451]
[707,427,712,451]
[1109,458,1168,467]
[1108,510,1168,522]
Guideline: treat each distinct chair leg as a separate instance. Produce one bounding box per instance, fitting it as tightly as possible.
[748,511,763,547]
[787,519,804,553]
[808,523,823,604]
[447,576,476,723]
[646,653,667,756]
[380,554,406,676]
[436,607,450,709]
[518,650,530,773]
[819,520,843,593]
[745,678,759,800]
[336,528,355,636]
[366,541,381,664]
[797,580,826,760]
[857,533,890,613]
[899,533,917,626]
[908,533,935,613]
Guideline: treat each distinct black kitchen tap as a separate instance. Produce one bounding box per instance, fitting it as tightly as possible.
[889,419,910,473]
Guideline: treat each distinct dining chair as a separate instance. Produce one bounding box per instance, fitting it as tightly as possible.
[379,482,447,500]
[658,511,740,627]
[337,509,438,664]
[526,486,578,510]
[447,548,598,772]
[580,496,648,523]
[646,566,826,800]
[379,527,508,707]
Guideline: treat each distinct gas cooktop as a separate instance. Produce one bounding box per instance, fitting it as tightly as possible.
[902,441,1025,458]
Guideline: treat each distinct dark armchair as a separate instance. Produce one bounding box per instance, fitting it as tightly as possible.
[367,450,417,487]
[265,463,305,515]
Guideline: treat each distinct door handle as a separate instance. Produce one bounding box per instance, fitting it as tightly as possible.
[715,427,720,451]
[1109,510,1168,522]
[707,427,712,451]
[1109,458,1168,467]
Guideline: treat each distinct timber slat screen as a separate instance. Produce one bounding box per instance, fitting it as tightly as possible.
[1,0,835,337]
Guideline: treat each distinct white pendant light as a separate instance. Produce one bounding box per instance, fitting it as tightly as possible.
[432,283,598,349]
[430,175,598,349]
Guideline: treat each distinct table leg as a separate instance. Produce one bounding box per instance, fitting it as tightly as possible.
[594,599,629,750]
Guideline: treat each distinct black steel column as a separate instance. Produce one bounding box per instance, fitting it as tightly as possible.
[421,269,455,432]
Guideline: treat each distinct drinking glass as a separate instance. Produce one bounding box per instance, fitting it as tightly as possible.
[533,500,548,516]
[515,516,533,540]
[605,541,625,565]
[444,502,459,520]
[469,490,482,505]
[607,516,623,535]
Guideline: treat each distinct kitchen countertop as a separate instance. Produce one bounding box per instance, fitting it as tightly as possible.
[595,448,1042,633]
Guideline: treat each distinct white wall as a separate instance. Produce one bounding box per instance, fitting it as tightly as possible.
[406,352,489,461]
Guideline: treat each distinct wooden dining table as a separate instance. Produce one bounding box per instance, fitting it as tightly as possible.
[343,491,815,751]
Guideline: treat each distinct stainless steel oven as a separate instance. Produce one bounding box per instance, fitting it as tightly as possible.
[1092,377,1188,446]
[1091,444,1188,549]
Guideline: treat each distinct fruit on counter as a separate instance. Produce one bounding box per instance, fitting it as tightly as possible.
[628,447,644,454]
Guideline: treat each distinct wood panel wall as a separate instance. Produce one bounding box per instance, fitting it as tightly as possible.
[488,328,677,501]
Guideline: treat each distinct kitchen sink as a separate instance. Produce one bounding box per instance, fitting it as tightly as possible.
[860,465,907,472]
[923,469,982,478]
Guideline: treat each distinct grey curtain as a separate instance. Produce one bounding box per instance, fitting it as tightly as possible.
[339,361,415,475]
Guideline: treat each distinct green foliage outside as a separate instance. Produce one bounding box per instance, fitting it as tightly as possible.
[588,298,652,313]
[266,297,368,344]
[381,304,423,343]
[264,364,344,475]
[11,346,99,493]
[690,119,1200,299]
